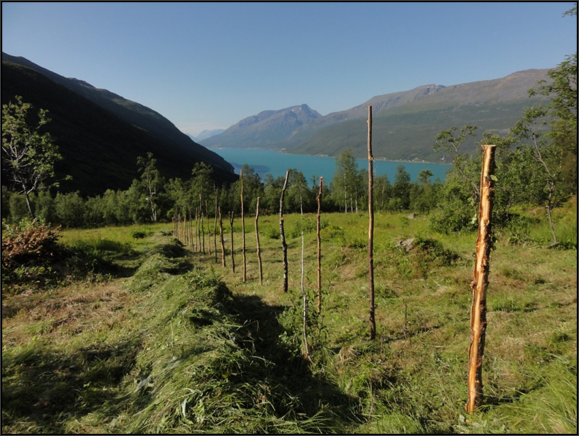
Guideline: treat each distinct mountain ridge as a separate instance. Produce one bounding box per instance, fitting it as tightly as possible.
[1,52,233,174]
[202,68,552,160]
[2,53,237,196]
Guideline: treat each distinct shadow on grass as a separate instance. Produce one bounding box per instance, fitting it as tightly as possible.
[223,293,362,432]
[1,338,141,434]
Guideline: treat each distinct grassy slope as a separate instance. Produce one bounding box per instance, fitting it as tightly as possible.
[2,204,577,434]
[290,100,537,162]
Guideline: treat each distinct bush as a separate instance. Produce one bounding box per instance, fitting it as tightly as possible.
[429,197,477,234]
[287,217,325,239]
[1,223,64,290]
[2,223,63,270]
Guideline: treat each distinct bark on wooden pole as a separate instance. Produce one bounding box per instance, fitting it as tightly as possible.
[182,210,186,246]
[316,177,323,313]
[214,193,218,263]
[240,169,247,282]
[368,105,376,340]
[195,207,199,252]
[280,169,290,293]
[229,211,235,273]
[218,206,226,268]
[300,204,311,360]
[255,197,263,285]
[466,144,497,414]
[206,201,210,255]
[200,195,205,254]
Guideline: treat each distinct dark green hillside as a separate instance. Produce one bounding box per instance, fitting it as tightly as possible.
[2,61,237,196]
[2,52,232,174]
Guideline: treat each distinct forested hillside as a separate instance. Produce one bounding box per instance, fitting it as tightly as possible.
[1,55,236,196]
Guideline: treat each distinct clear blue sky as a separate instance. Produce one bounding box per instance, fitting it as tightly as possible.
[2,2,577,136]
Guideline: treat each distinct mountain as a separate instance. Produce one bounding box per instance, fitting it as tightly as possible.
[1,53,236,196]
[203,70,552,161]
[201,104,321,149]
[188,129,225,142]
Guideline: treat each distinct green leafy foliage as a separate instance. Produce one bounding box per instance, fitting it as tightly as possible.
[2,95,67,218]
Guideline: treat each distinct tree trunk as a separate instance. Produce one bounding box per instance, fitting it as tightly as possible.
[368,105,376,340]
[317,177,323,313]
[218,206,226,267]
[531,133,559,246]
[466,144,497,414]
[240,169,246,282]
[344,180,347,213]
[280,170,290,292]
[546,180,558,246]
[24,192,34,219]
[255,197,263,285]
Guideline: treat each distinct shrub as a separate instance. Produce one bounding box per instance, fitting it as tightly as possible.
[1,223,64,290]
[2,223,63,270]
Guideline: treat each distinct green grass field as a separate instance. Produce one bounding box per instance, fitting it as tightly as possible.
[2,204,576,434]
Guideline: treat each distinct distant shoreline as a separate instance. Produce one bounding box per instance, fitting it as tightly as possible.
[210,147,449,166]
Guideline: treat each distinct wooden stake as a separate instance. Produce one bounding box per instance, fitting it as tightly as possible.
[218,206,226,267]
[466,144,497,414]
[316,177,323,313]
[214,192,218,263]
[280,169,290,292]
[206,200,210,255]
[240,169,246,282]
[368,105,376,340]
[195,207,199,251]
[301,203,311,360]
[229,211,235,273]
[255,197,263,285]
[200,195,205,254]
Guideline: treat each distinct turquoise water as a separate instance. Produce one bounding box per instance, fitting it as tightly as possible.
[213,148,451,184]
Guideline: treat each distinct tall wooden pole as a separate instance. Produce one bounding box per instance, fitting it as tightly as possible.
[316,177,323,313]
[368,105,376,340]
[255,197,263,285]
[218,206,226,267]
[206,201,210,255]
[200,195,205,254]
[280,170,290,293]
[229,211,235,273]
[240,169,246,282]
[466,144,497,414]
[195,207,199,252]
[300,203,311,360]
[214,193,218,263]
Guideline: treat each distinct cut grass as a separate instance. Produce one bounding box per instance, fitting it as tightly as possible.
[2,204,576,434]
